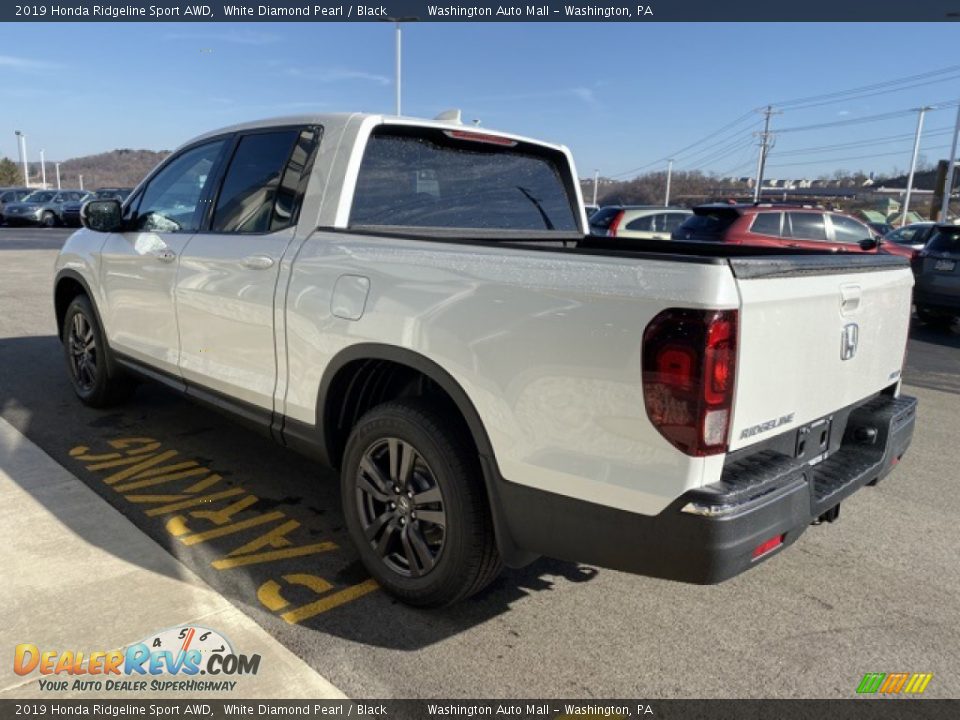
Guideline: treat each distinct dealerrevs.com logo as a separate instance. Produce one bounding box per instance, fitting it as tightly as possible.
[14,625,261,693]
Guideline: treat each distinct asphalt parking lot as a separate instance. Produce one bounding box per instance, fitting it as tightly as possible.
[1,226,958,699]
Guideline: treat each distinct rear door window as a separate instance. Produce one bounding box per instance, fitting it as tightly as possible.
[750,212,782,236]
[830,214,871,244]
[626,214,654,231]
[350,127,578,233]
[787,212,828,241]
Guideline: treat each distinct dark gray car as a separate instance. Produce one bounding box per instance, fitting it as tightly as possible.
[0,187,33,224]
[2,189,91,227]
[914,224,960,324]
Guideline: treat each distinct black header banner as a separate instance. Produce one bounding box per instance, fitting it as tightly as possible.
[3,0,960,22]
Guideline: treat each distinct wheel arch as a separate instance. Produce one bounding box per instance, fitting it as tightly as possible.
[54,269,119,378]
[309,342,536,568]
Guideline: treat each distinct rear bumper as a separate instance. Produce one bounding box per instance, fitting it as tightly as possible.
[914,287,960,312]
[496,393,917,583]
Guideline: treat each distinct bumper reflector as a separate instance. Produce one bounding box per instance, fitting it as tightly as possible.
[751,534,784,559]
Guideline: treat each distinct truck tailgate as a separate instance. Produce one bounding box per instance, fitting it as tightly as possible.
[727,255,912,452]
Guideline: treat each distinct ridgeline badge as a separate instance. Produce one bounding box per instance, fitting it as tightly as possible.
[14,625,260,693]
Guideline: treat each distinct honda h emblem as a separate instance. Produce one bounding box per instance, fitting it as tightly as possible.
[841,323,859,361]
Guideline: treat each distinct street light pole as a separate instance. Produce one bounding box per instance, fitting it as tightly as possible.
[395,22,402,116]
[940,103,960,222]
[79,174,84,191]
[381,17,416,116]
[592,169,599,206]
[664,159,674,207]
[40,149,47,188]
[902,106,933,228]
[14,131,28,186]
[55,162,61,190]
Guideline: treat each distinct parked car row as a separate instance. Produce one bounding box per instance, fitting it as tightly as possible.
[0,186,132,227]
[587,203,957,325]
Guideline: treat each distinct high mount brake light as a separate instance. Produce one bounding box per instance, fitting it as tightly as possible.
[442,130,518,147]
[642,308,738,456]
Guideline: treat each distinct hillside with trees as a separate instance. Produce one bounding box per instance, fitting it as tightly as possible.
[20,149,170,189]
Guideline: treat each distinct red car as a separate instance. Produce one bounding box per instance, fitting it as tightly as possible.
[671,204,913,257]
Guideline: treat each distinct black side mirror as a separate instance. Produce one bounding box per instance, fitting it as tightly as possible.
[858,237,880,250]
[81,199,123,233]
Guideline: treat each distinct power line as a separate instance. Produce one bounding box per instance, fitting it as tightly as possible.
[609,111,759,178]
[768,64,960,110]
[765,143,952,169]
[778,100,960,134]
[773,126,955,156]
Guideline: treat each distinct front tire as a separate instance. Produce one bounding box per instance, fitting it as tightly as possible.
[341,399,502,607]
[41,210,58,228]
[62,295,135,407]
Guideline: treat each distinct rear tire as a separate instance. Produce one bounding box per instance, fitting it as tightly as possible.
[340,399,502,607]
[41,210,58,228]
[62,295,135,407]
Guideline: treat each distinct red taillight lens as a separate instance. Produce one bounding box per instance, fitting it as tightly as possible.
[751,534,784,559]
[607,210,624,237]
[642,308,738,456]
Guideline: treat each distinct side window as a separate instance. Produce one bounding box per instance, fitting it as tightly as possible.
[750,212,782,236]
[626,215,654,232]
[662,213,687,232]
[787,212,827,241]
[831,215,871,244]
[136,139,226,233]
[211,129,300,234]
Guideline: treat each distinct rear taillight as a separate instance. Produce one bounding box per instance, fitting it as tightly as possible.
[642,308,738,456]
[607,210,624,237]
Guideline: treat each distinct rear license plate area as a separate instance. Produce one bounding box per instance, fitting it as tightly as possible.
[795,417,832,465]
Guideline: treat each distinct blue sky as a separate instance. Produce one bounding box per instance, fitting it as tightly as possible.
[1,21,958,180]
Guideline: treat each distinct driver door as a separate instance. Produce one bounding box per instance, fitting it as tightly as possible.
[98,138,228,375]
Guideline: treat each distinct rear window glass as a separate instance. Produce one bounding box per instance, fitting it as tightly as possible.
[350,128,578,232]
[927,227,960,254]
[675,210,737,238]
[589,207,622,231]
[750,212,782,236]
[787,212,827,241]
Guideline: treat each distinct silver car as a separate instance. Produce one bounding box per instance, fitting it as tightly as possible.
[2,189,92,227]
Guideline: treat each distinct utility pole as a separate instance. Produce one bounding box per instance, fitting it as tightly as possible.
[941,102,960,222]
[40,149,47,188]
[55,162,61,189]
[14,131,28,186]
[79,174,84,190]
[664,159,674,207]
[753,105,780,203]
[592,169,599,206]
[902,106,933,227]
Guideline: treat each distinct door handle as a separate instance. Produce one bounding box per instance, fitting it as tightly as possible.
[241,255,275,270]
[156,250,176,263]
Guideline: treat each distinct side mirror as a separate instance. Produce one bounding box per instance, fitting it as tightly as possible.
[858,237,880,250]
[81,199,123,233]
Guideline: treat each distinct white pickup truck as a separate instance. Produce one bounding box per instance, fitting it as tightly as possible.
[54,113,917,606]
